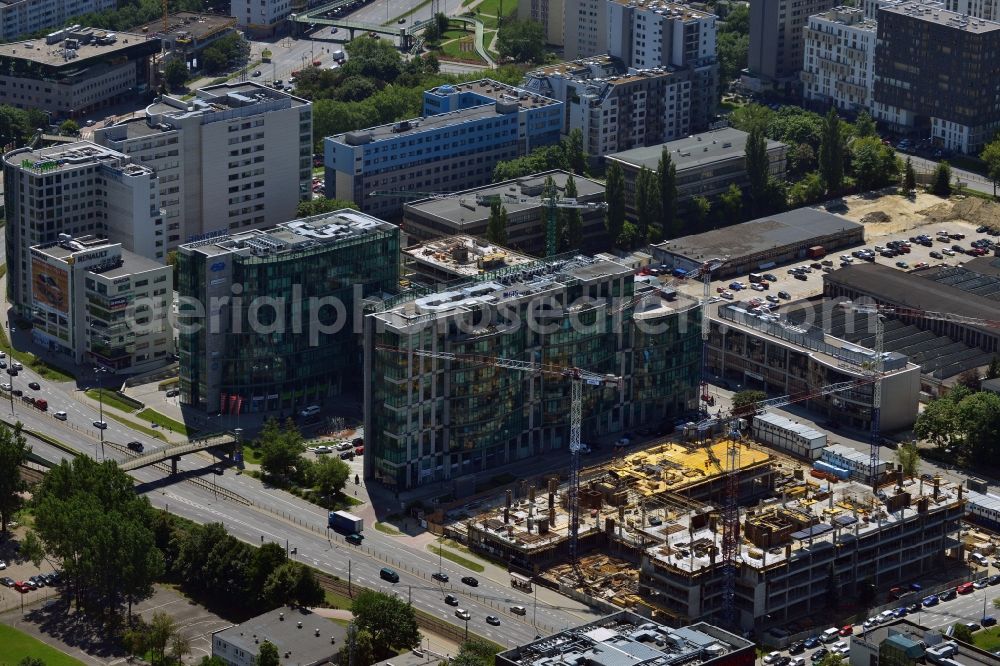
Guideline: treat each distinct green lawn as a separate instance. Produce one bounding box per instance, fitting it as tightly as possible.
[105,411,167,441]
[85,388,139,413]
[0,624,86,666]
[439,35,480,62]
[428,545,485,573]
[374,521,402,535]
[974,626,1000,652]
[137,408,192,436]
[242,444,263,464]
[324,589,354,610]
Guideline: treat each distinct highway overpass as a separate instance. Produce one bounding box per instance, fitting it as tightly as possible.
[289,1,433,47]
[120,433,240,473]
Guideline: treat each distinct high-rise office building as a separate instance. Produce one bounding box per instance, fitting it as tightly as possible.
[874,0,1000,153]
[0,0,116,42]
[746,0,838,93]
[363,255,702,489]
[177,210,399,414]
[94,82,312,251]
[4,142,164,316]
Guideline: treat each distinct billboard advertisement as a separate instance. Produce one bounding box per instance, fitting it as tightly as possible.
[31,260,69,314]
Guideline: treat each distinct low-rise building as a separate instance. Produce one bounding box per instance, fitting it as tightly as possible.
[0,27,160,116]
[29,235,173,373]
[136,12,238,64]
[94,82,312,250]
[4,142,165,316]
[801,7,878,113]
[820,442,889,483]
[401,170,609,256]
[522,56,693,159]
[325,80,563,220]
[212,606,347,666]
[496,613,755,666]
[606,128,787,215]
[402,236,535,285]
[751,412,827,460]
[650,208,860,280]
[363,257,702,489]
[178,210,399,415]
[707,301,921,432]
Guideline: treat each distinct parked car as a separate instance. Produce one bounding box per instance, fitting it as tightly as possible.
[763,652,782,664]
[810,649,829,663]
[788,641,805,655]
[958,582,975,594]
[930,251,943,259]
[0,576,14,587]
[982,616,997,627]
[802,637,821,649]
[166,388,180,397]
[339,451,354,460]
[839,625,853,636]
[778,291,791,299]
[941,589,957,601]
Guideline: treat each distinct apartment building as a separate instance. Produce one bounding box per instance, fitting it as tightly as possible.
[639,477,965,628]
[29,235,172,373]
[363,256,702,489]
[746,0,838,93]
[230,0,291,37]
[0,0,116,42]
[325,80,562,220]
[518,0,565,45]
[177,210,398,415]
[944,0,1000,20]
[0,27,160,116]
[564,0,609,59]
[94,82,312,250]
[801,7,878,113]
[605,127,787,214]
[873,0,1000,153]
[4,142,165,317]
[522,56,693,158]
[607,1,718,130]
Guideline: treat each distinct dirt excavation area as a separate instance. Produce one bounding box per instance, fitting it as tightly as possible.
[833,191,1000,238]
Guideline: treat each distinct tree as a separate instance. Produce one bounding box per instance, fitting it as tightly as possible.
[435,11,450,35]
[896,442,921,478]
[931,161,953,197]
[718,183,743,224]
[952,622,974,644]
[198,658,228,666]
[914,395,960,449]
[788,171,826,207]
[171,632,192,664]
[815,655,845,666]
[819,108,844,193]
[566,128,588,175]
[562,174,584,249]
[788,142,817,180]
[148,611,179,663]
[18,659,46,666]
[496,19,546,64]
[851,137,898,191]
[956,391,1000,459]
[732,390,766,415]
[716,32,749,85]
[293,564,325,607]
[297,197,359,217]
[453,640,499,666]
[201,45,228,73]
[312,457,350,498]
[257,418,306,481]
[956,368,982,391]
[745,122,769,213]
[258,640,281,666]
[980,136,1000,198]
[352,590,421,660]
[903,156,917,194]
[336,625,375,666]
[617,221,643,249]
[59,119,79,136]
[262,561,301,608]
[987,355,1000,379]
[163,58,188,91]
[691,195,711,231]
[657,148,679,238]
[343,37,404,82]
[605,163,626,245]
[854,111,877,138]
[0,422,29,532]
[634,167,659,242]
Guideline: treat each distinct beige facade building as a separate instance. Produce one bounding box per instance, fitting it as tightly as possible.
[518,0,565,45]
[802,7,877,113]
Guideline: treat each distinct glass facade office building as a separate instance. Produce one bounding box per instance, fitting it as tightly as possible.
[363,257,701,489]
[178,211,399,414]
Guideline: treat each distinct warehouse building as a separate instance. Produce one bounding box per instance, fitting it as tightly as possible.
[650,209,863,280]
[751,412,827,460]
[401,170,610,256]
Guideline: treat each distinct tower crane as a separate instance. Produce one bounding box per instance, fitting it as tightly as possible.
[369,189,607,257]
[374,345,621,562]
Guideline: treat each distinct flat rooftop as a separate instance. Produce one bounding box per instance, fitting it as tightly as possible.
[607,127,785,173]
[646,477,964,574]
[6,141,148,176]
[812,6,877,30]
[879,0,1000,32]
[146,81,308,117]
[498,612,752,666]
[608,0,716,20]
[136,12,236,39]
[655,208,862,262]
[404,170,605,225]
[608,440,771,497]
[181,210,396,258]
[0,31,154,66]
[403,235,535,279]
[425,79,560,109]
[528,54,619,79]
[213,607,346,665]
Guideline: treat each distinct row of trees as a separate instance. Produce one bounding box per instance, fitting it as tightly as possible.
[492,129,589,182]
[913,379,1000,462]
[252,418,352,499]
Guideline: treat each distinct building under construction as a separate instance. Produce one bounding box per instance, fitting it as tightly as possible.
[639,474,965,629]
[457,440,775,570]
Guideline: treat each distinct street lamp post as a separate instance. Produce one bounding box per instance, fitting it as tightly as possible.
[93,364,110,460]
[5,323,14,415]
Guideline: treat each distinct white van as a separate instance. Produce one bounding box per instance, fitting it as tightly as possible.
[299,405,320,418]
[821,627,841,643]
[971,552,989,566]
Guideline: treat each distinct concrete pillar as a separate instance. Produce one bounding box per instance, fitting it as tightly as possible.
[171,456,179,475]
[506,489,513,508]
[503,508,509,524]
